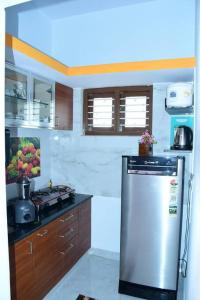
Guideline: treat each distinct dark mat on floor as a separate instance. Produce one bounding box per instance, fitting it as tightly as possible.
[76,295,96,300]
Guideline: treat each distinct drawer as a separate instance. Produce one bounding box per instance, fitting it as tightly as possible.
[57,235,77,254]
[56,221,78,249]
[57,235,78,274]
[56,208,78,231]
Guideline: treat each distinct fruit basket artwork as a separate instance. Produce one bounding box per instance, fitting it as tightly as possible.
[6,137,40,184]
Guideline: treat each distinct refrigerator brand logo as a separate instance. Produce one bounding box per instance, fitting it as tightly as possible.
[144,161,154,164]
[170,179,178,186]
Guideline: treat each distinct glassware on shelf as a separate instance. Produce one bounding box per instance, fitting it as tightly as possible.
[5,64,55,128]
[5,66,28,123]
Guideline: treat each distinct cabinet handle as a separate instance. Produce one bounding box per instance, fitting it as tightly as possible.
[65,214,74,222]
[27,241,33,255]
[59,214,74,223]
[37,233,44,237]
[67,228,74,235]
[58,243,74,256]
[37,229,48,237]
[58,228,74,238]
[43,230,48,236]
[66,243,74,253]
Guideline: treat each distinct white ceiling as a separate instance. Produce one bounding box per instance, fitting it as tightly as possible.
[9,0,156,19]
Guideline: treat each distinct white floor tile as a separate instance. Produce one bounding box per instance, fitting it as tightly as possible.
[44,253,141,300]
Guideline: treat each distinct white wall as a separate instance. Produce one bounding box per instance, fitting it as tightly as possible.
[52,0,195,66]
[6,6,52,54]
[92,196,121,253]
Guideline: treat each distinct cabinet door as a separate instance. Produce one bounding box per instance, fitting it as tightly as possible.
[55,82,73,130]
[30,75,55,128]
[5,65,30,127]
[33,224,60,299]
[77,200,91,259]
[9,236,35,300]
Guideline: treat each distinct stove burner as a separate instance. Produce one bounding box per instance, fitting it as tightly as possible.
[30,191,49,197]
[49,185,70,193]
[31,185,75,210]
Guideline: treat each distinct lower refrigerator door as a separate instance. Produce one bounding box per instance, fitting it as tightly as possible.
[119,172,183,292]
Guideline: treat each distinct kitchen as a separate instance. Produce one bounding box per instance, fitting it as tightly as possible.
[1,0,200,300]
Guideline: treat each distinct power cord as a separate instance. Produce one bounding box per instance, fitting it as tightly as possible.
[180,173,194,278]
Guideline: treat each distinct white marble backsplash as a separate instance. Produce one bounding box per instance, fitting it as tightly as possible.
[50,134,134,197]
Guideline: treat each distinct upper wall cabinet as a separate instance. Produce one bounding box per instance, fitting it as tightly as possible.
[5,64,55,129]
[31,75,55,128]
[55,82,73,130]
[5,65,29,127]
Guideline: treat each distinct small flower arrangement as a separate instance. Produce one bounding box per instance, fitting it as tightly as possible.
[139,130,157,145]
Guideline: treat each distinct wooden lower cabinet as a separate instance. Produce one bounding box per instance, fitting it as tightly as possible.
[9,235,36,300]
[78,200,91,259]
[33,224,59,299]
[9,199,91,300]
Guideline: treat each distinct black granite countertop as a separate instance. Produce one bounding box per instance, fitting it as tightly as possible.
[8,193,92,245]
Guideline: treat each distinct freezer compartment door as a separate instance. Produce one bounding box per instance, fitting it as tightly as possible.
[120,157,184,290]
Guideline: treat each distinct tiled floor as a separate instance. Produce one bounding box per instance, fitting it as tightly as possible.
[44,253,141,300]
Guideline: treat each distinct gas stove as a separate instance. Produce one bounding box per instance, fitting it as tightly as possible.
[31,185,75,210]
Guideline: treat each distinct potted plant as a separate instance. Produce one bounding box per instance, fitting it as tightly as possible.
[138,130,157,156]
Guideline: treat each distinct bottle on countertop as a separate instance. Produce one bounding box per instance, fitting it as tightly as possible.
[48,179,53,189]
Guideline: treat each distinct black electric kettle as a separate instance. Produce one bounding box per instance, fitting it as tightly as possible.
[171,125,193,150]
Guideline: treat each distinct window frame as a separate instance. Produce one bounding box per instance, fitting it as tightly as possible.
[83,85,153,136]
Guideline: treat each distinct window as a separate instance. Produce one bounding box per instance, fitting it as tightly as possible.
[83,85,153,135]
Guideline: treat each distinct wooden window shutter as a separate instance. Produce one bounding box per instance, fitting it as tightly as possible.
[83,86,153,136]
[118,86,153,135]
[83,88,116,135]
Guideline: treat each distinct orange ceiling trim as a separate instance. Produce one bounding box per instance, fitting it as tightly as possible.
[6,34,196,76]
[5,34,69,75]
[68,57,196,76]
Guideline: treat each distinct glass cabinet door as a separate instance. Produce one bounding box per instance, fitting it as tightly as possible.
[5,66,29,126]
[31,76,55,128]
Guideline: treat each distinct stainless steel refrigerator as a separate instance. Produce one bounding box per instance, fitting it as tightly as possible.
[119,156,185,300]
